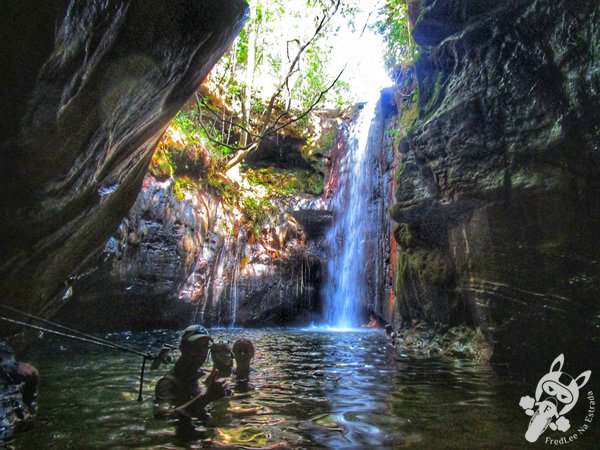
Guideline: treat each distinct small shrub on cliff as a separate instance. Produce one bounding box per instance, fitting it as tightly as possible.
[206,171,238,206]
[241,196,270,237]
[244,167,323,197]
[298,171,324,195]
[173,177,197,200]
[173,111,201,145]
[151,146,176,178]
[374,0,419,74]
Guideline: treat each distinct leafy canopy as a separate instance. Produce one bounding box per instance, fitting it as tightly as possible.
[373,0,418,75]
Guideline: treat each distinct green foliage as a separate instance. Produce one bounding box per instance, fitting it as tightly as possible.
[198,164,325,238]
[289,44,353,111]
[244,167,323,197]
[173,176,197,200]
[385,84,419,149]
[150,146,176,178]
[394,247,410,298]
[173,112,201,145]
[301,171,324,195]
[395,159,406,182]
[421,73,443,118]
[395,223,412,247]
[307,126,337,158]
[374,0,419,74]
[330,80,352,109]
[387,126,403,144]
[241,196,270,237]
[400,94,419,130]
[293,46,329,110]
[237,166,324,236]
[208,0,355,138]
[251,97,266,115]
[173,111,233,160]
[205,171,237,205]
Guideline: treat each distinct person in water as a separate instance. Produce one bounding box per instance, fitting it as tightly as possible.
[361,311,388,329]
[0,341,39,420]
[232,338,254,381]
[210,342,234,378]
[153,325,228,418]
[384,324,398,347]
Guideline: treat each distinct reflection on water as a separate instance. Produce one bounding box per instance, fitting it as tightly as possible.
[8,329,598,449]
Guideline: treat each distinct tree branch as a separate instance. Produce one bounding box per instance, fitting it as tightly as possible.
[266,67,345,136]
[224,67,345,170]
[194,0,344,171]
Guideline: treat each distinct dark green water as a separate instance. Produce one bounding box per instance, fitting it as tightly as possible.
[7,329,598,449]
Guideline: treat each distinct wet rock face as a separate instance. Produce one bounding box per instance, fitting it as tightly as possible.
[291,210,333,239]
[0,341,36,440]
[392,0,600,374]
[58,177,323,330]
[57,177,202,330]
[245,134,313,170]
[0,0,248,322]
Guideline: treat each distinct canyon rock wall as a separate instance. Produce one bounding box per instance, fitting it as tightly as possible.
[0,0,248,329]
[58,176,324,330]
[57,105,347,331]
[391,0,600,374]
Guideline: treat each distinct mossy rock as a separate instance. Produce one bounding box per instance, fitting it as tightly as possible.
[397,324,492,362]
[393,223,413,247]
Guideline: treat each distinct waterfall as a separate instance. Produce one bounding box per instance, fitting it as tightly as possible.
[322,101,381,329]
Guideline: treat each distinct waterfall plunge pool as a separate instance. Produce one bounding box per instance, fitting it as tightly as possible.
[9,328,592,449]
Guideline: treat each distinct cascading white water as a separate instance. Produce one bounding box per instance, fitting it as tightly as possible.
[322,101,379,329]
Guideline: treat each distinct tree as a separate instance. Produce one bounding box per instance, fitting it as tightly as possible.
[196,0,352,170]
[373,0,418,77]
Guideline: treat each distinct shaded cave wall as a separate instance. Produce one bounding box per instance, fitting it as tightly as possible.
[389,0,600,375]
[0,0,248,334]
[0,0,248,436]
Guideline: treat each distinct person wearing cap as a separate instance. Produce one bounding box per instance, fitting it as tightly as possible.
[153,325,227,418]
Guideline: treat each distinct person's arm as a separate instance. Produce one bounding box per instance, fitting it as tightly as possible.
[15,362,39,411]
[154,377,179,418]
[175,368,228,413]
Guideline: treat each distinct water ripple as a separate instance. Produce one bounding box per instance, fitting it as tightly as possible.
[9,329,586,449]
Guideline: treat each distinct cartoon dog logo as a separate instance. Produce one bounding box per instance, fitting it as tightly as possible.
[519,354,591,442]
